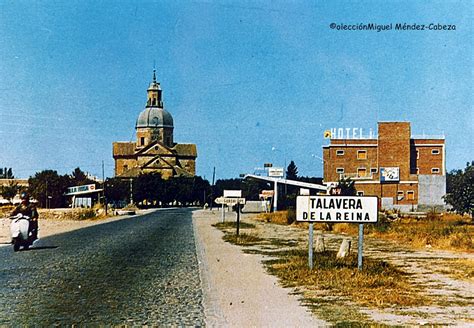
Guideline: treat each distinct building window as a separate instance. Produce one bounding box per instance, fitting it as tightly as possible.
[357,150,367,160]
[432,149,440,155]
[407,191,415,201]
[397,191,404,201]
[357,191,364,196]
[357,167,367,177]
[370,167,378,173]
[432,168,440,174]
[336,168,344,174]
[336,150,344,156]
[140,137,145,146]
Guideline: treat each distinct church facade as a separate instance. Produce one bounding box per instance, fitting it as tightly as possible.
[113,71,197,179]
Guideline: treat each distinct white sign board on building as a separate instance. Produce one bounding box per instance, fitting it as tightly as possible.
[223,190,242,198]
[296,196,378,223]
[268,167,284,177]
[380,167,400,182]
[66,184,97,196]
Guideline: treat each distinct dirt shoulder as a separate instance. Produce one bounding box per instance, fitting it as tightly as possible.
[192,209,327,327]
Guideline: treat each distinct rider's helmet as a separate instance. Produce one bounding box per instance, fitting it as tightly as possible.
[20,192,30,202]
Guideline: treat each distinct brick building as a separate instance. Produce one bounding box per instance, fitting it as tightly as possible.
[113,71,197,179]
[322,122,446,211]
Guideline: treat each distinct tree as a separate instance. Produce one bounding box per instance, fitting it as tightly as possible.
[1,180,19,203]
[337,177,357,196]
[70,167,95,186]
[444,161,474,219]
[0,167,14,179]
[286,161,298,180]
[191,176,212,206]
[105,177,130,206]
[28,170,71,208]
[133,173,164,206]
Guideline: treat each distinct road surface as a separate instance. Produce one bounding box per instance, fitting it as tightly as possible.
[0,208,204,326]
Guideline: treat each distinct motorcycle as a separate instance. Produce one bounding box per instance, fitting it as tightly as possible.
[10,213,37,252]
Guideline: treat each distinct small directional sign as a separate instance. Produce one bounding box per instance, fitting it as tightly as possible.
[215,197,246,205]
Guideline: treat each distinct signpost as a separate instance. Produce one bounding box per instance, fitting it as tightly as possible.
[223,190,242,198]
[215,196,246,234]
[214,197,246,205]
[268,167,284,177]
[296,195,378,270]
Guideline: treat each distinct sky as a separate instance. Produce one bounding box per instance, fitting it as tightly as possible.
[0,0,472,181]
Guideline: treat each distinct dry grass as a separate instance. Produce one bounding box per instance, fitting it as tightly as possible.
[369,213,473,252]
[264,249,426,308]
[258,211,473,252]
[212,221,256,229]
[435,258,474,282]
[256,211,289,225]
[0,205,15,217]
[222,233,265,246]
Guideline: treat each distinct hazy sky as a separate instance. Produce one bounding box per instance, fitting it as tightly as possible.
[0,1,472,180]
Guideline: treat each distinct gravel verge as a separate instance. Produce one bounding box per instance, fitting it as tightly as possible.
[193,209,327,327]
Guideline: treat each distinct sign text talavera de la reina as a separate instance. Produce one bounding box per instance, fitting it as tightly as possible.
[296,196,378,223]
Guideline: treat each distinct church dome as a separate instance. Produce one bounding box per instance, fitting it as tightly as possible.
[136,107,174,129]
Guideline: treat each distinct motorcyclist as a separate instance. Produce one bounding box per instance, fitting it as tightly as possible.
[11,192,39,241]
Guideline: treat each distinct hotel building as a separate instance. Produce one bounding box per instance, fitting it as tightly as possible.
[322,122,446,211]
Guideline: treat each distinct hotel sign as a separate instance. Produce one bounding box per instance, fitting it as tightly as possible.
[380,167,400,182]
[325,127,376,139]
[296,196,378,223]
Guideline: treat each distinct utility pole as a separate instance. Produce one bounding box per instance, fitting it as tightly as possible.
[102,160,107,215]
[210,166,216,210]
[129,178,133,205]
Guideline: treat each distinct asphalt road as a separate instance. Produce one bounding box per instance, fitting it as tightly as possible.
[0,208,204,326]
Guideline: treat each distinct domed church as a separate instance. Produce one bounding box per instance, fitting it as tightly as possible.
[113,70,197,179]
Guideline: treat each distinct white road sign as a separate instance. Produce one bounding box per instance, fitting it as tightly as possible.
[215,197,246,205]
[296,196,378,223]
[268,167,284,177]
[223,190,242,198]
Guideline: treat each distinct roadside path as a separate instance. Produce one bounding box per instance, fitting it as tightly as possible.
[193,210,327,327]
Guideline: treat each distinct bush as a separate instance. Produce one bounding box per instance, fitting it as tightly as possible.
[426,208,441,221]
[287,208,296,225]
[77,209,96,220]
[449,233,473,248]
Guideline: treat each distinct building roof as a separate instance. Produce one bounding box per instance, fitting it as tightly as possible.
[113,142,135,156]
[173,143,197,157]
[136,107,173,129]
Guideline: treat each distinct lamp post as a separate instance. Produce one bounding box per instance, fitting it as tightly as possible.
[311,154,326,176]
[272,147,287,211]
